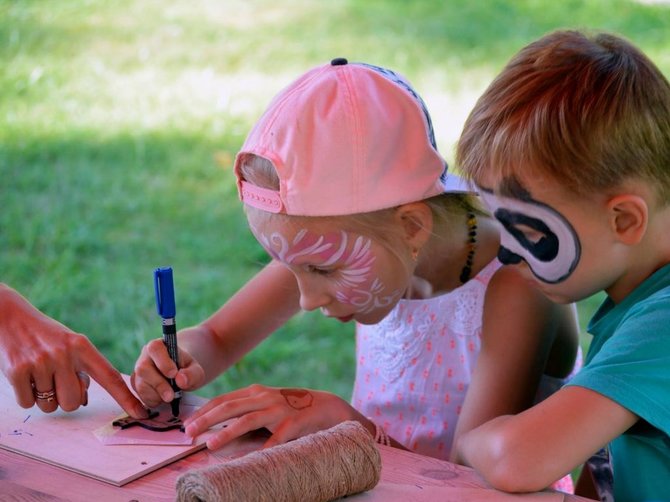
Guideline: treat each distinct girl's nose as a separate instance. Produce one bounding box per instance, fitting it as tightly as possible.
[296,277,330,312]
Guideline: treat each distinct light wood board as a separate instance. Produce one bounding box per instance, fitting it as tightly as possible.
[0,372,214,486]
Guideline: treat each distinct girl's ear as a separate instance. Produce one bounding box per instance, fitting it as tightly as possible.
[395,202,433,250]
[607,194,648,245]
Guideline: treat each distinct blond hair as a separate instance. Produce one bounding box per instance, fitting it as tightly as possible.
[456,30,670,202]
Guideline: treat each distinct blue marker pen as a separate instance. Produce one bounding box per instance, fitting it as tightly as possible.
[154,267,182,417]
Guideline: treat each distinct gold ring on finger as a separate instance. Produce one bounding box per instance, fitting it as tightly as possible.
[35,389,57,403]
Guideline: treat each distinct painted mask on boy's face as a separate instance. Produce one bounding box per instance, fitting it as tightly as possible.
[250,224,403,316]
[478,187,581,284]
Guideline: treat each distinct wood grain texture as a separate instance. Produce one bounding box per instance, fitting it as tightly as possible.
[0,443,593,502]
[0,373,216,486]
[0,373,594,501]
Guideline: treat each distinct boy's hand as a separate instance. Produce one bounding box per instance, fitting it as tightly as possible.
[182,384,359,450]
[131,338,205,407]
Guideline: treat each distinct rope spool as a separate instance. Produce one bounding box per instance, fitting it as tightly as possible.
[176,420,382,502]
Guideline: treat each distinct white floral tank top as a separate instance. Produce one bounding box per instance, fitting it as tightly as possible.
[352,258,578,460]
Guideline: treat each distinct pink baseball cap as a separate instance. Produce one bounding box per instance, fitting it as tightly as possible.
[235,58,472,216]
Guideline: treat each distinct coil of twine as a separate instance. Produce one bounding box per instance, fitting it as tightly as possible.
[176,420,382,502]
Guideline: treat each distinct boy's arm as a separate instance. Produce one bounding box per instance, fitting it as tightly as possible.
[455,385,637,492]
[450,266,577,463]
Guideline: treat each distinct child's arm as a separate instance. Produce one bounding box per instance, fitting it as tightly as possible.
[450,266,578,463]
[132,261,301,407]
[181,384,402,451]
[184,260,301,381]
[455,385,637,492]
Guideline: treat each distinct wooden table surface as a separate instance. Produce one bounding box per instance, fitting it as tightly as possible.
[0,433,594,502]
[0,373,594,501]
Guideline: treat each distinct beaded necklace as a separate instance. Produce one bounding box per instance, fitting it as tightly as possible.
[459,212,478,284]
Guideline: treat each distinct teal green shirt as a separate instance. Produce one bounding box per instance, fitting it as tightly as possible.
[568,263,670,502]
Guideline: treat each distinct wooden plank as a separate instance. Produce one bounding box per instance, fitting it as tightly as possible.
[373,445,587,501]
[0,445,591,502]
[0,479,70,502]
[0,426,592,501]
[357,483,568,501]
[0,373,592,501]
[0,373,216,486]
[0,436,266,502]
[376,443,487,487]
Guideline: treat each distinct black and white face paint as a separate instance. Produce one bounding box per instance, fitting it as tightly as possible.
[479,188,581,284]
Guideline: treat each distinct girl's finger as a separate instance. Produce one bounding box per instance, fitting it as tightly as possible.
[146,338,179,379]
[185,384,269,425]
[204,411,272,450]
[185,391,283,438]
[262,419,305,449]
[130,369,164,408]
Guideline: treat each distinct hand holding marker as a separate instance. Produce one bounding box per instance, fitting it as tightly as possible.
[154,266,181,417]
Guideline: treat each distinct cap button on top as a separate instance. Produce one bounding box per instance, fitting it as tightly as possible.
[331,58,348,66]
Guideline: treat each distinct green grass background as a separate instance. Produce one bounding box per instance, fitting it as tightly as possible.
[2,0,669,400]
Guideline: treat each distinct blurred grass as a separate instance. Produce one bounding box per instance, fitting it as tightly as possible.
[1,0,668,399]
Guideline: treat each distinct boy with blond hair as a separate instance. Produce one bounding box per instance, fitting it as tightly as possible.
[454,30,670,501]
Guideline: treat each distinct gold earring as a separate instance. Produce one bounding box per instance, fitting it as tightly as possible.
[411,248,419,262]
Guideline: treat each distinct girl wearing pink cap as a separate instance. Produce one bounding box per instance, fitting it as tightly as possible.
[132,59,580,492]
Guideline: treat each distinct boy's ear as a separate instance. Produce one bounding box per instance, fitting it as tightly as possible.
[395,202,433,249]
[607,194,648,245]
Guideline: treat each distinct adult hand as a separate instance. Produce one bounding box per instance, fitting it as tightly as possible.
[182,384,361,450]
[0,284,148,418]
[131,337,206,407]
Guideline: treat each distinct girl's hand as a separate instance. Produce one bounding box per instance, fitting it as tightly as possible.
[131,338,205,407]
[183,384,360,450]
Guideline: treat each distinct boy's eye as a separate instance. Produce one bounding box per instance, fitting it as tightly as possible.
[515,224,545,244]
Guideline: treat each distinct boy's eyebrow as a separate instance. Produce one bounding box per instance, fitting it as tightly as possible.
[502,177,533,200]
[478,176,532,200]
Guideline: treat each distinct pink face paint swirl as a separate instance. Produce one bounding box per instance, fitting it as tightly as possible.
[252,226,402,315]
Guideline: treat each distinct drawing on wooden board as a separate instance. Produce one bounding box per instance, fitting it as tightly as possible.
[112,409,182,431]
[95,402,201,446]
[0,373,220,486]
